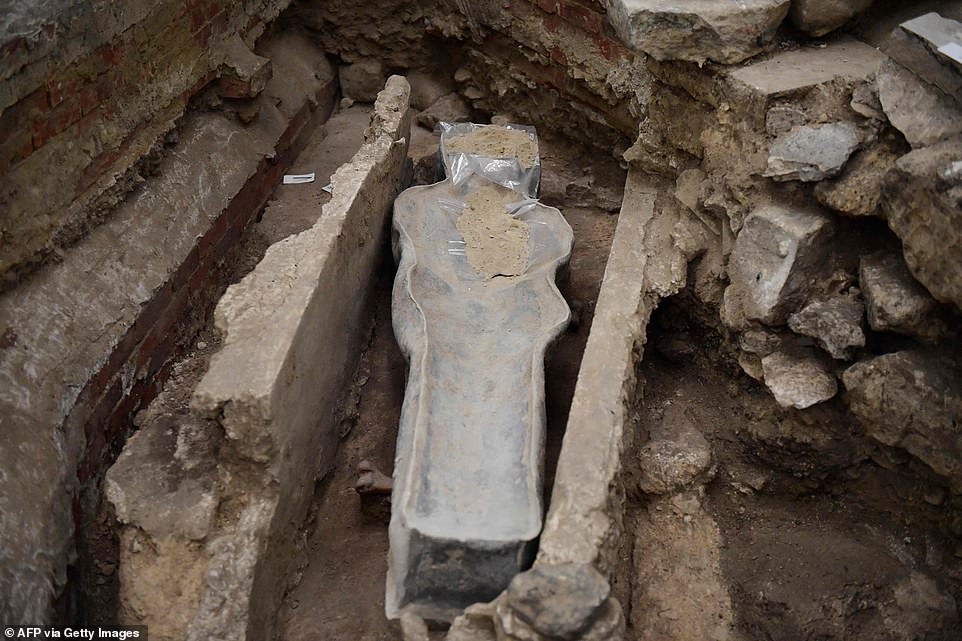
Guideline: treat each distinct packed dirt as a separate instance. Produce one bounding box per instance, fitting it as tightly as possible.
[444,126,539,168]
[627,297,962,641]
[456,181,531,279]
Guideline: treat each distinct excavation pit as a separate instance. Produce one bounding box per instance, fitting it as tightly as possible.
[3,2,962,640]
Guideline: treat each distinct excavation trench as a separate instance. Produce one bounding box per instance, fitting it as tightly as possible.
[626,294,962,641]
[88,8,962,641]
[266,120,624,641]
[102,72,962,640]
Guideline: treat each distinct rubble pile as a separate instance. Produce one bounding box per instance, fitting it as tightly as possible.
[633,9,962,491]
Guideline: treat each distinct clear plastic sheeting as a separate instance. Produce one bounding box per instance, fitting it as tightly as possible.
[438,122,542,198]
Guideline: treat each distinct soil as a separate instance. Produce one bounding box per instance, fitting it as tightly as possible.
[444,125,538,168]
[627,298,962,641]
[456,181,530,279]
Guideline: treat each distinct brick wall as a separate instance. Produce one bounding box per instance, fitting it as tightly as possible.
[0,0,289,290]
[0,5,338,622]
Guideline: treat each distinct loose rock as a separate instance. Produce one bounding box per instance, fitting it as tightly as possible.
[637,426,714,495]
[877,59,962,148]
[407,70,457,111]
[606,0,791,65]
[843,351,962,490]
[765,123,861,182]
[884,13,962,99]
[505,564,611,641]
[761,350,838,409]
[859,251,945,341]
[722,203,835,327]
[814,144,899,217]
[882,136,962,310]
[787,291,865,360]
[400,611,430,641]
[416,92,473,130]
[339,59,386,103]
[788,0,875,36]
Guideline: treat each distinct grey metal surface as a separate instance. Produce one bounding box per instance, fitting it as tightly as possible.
[386,129,572,621]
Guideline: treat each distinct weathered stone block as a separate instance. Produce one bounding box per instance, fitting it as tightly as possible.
[606,0,791,65]
[877,59,962,148]
[185,76,411,640]
[881,136,962,310]
[761,349,838,409]
[722,203,835,327]
[843,351,962,490]
[787,291,865,360]
[106,413,220,543]
[728,37,884,98]
[814,144,899,217]
[884,12,962,99]
[764,122,861,182]
[788,0,875,36]
[859,250,945,342]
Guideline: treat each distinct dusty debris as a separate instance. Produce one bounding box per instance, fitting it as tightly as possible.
[445,126,538,168]
[456,181,531,279]
[787,291,866,360]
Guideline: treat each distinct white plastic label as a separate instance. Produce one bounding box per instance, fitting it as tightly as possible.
[283,173,316,184]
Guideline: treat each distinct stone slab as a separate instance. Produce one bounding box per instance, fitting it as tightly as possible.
[765,122,861,182]
[387,130,573,620]
[606,0,790,64]
[186,76,411,641]
[885,12,962,98]
[722,203,835,328]
[729,37,885,97]
[538,170,687,569]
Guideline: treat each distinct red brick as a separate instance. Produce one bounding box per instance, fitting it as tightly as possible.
[188,252,215,298]
[0,88,49,147]
[32,97,84,149]
[47,76,83,108]
[145,331,176,380]
[534,0,559,13]
[98,41,129,67]
[171,244,201,291]
[543,13,566,34]
[0,36,26,60]
[558,1,604,34]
